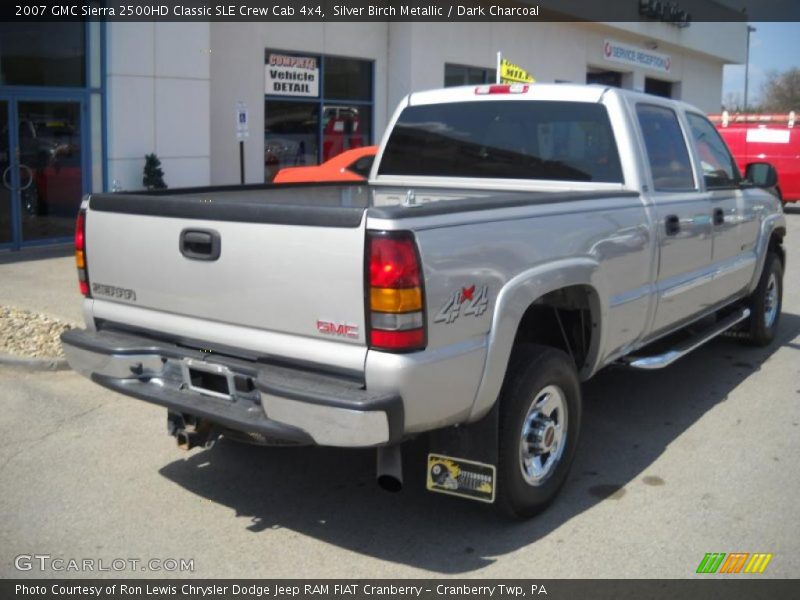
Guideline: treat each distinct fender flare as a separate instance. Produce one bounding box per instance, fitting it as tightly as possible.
[467,257,607,422]
[747,214,786,294]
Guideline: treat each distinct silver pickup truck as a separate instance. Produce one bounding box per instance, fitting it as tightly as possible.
[62,84,785,518]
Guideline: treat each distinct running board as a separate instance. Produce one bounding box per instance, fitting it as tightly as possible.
[621,308,751,370]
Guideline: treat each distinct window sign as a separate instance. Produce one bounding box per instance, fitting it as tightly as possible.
[265,53,319,97]
[265,50,373,181]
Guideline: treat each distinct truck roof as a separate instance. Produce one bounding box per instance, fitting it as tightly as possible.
[406,83,702,115]
[407,83,610,106]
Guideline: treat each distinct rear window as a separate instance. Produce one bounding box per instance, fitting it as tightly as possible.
[378,100,623,183]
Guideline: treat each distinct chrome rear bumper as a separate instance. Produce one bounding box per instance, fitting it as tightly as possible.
[61,328,402,447]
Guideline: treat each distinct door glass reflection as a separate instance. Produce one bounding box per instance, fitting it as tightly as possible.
[0,101,11,244]
[18,101,83,242]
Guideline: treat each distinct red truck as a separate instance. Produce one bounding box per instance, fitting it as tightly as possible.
[709,111,799,203]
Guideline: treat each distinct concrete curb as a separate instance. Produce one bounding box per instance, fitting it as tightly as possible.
[0,352,69,372]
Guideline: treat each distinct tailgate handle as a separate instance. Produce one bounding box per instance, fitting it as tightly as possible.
[180,229,221,261]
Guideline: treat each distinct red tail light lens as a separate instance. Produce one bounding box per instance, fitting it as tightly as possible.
[370,328,425,350]
[367,232,426,352]
[75,209,90,297]
[369,237,420,288]
[75,211,85,251]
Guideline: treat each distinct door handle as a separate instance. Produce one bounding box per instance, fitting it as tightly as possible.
[665,214,680,236]
[180,228,221,261]
[1,164,34,191]
[713,207,725,226]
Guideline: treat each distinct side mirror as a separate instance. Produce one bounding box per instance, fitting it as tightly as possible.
[744,162,778,188]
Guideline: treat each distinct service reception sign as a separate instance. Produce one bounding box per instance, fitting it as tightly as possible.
[603,39,671,74]
[265,53,319,97]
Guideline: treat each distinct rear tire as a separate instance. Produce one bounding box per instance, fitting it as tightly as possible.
[743,252,783,346]
[497,344,582,518]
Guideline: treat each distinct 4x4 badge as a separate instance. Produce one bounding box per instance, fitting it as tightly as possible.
[434,285,489,324]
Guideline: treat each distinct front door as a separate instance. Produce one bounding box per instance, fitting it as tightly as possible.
[685,112,761,303]
[0,97,84,249]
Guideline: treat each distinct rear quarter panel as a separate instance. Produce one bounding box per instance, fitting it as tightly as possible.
[367,193,655,425]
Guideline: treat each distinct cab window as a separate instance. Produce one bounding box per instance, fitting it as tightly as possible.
[686,113,740,188]
[636,104,695,191]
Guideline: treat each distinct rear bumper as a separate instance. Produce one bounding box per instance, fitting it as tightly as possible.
[61,328,402,447]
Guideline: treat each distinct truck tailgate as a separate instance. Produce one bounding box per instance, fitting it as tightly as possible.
[84,185,369,365]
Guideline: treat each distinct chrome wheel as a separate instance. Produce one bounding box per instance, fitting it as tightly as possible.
[764,272,778,329]
[519,384,568,486]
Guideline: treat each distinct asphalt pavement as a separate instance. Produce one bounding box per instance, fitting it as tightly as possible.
[1,213,799,579]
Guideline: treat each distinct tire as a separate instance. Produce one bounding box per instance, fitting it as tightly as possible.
[744,252,783,346]
[497,344,582,518]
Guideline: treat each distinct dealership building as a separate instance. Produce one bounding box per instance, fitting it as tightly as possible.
[0,15,747,250]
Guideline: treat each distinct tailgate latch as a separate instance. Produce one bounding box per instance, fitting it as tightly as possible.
[180,228,221,261]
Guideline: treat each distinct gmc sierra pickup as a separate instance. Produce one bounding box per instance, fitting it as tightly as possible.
[62,84,785,517]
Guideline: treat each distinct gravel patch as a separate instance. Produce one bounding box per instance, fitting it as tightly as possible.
[0,306,77,359]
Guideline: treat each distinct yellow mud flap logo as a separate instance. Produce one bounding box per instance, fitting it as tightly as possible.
[426,453,496,503]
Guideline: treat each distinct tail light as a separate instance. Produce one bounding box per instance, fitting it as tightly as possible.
[367,231,426,352]
[75,209,90,297]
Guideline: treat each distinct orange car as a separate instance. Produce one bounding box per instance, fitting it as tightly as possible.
[273,146,377,183]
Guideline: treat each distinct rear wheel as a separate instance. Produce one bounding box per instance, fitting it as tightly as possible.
[743,252,783,346]
[497,344,582,518]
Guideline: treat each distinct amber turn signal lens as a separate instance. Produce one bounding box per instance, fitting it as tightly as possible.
[370,286,422,313]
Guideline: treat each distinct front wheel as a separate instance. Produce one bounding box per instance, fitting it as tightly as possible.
[497,344,582,518]
[743,252,783,346]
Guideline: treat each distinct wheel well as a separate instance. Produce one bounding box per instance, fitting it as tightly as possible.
[769,228,786,269]
[513,285,599,371]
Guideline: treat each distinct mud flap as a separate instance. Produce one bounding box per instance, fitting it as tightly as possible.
[426,403,499,503]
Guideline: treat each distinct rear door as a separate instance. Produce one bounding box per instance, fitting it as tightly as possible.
[634,102,713,336]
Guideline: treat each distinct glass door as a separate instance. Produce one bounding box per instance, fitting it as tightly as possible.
[17,100,84,243]
[0,98,84,248]
[0,100,11,246]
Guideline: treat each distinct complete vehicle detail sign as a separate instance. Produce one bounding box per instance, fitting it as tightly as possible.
[265,52,319,97]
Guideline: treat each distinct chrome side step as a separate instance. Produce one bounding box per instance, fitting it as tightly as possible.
[621,308,751,370]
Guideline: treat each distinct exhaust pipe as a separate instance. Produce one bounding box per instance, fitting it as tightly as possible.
[376,445,403,492]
